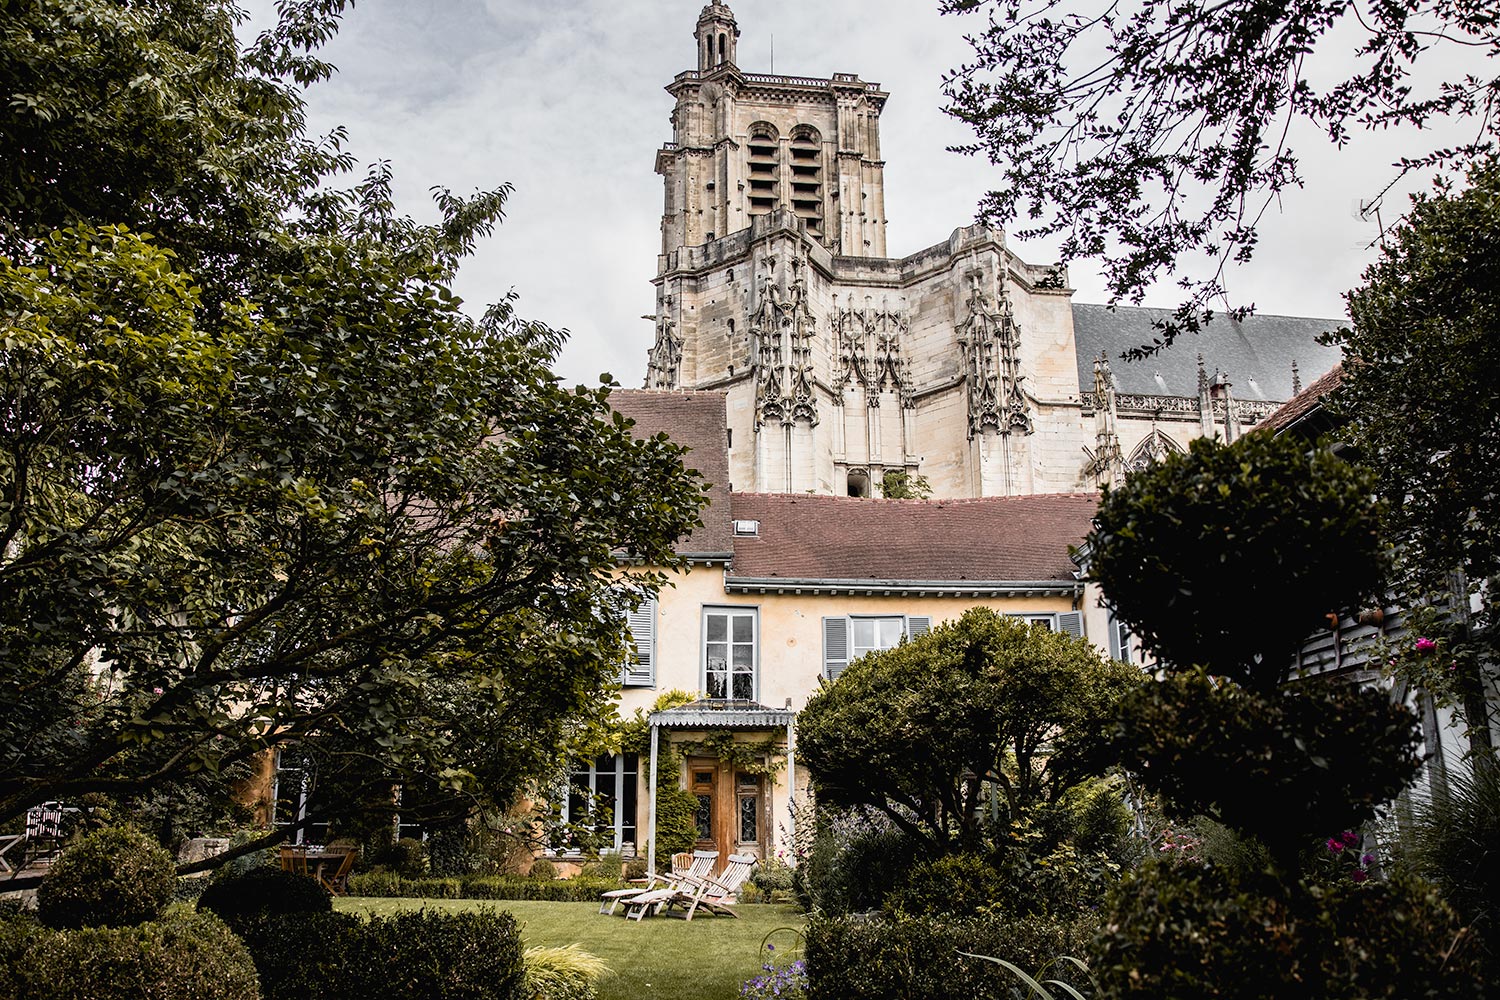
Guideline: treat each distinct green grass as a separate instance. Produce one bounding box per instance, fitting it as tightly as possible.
[337,897,805,1000]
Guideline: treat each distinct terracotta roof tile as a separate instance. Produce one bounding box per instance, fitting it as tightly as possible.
[1259,363,1344,433]
[727,492,1099,583]
[609,390,733,556]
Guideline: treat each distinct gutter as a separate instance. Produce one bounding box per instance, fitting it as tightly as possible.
[723,576,1082,598]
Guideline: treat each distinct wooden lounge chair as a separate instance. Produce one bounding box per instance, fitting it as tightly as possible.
[599,849,718,915]
[666,853,757,921]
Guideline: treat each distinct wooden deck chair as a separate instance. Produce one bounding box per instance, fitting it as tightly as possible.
[667,853,756,921]
[279,845,309,876]
[600,849,717,916]
[317,846,357,896]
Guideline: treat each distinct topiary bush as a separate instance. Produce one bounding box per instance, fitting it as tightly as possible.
[197,863,331,930]
[16,907,260,1000]
[805,911,1096,1000]
[527,858,557,881]
[238,911,366,1000]
[376,837,428,878]
[37,827,177,929]
[343,872,624,902]
[1090,861,1489,998]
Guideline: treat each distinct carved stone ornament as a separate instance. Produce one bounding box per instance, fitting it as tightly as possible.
[956,268,1031,439]
[749,252,819,428]
[1125,429,1184,472]
[832,293,913,408]
[646,296,684,389]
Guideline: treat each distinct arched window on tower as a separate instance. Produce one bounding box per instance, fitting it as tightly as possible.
[746,123,779,219]
[718,33,727,64]
[789,126,824,242]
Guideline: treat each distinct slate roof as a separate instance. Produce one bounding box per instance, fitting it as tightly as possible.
[608,390,733,557]
[1072,303,1344,401]
[1259,362,1345,434]
[726,492,1099,584]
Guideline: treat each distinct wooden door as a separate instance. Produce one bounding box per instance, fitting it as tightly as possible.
[687,756,765,866]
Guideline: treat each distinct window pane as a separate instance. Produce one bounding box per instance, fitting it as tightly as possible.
[878,618,904,647]
[739,795,758,843]
[732,672,752,699]
[706,615,727,642]
[731,614,753,642]
[731,644,753,668]
[852,619,875,647]
[707,671,727,699]
[695,795,713,839]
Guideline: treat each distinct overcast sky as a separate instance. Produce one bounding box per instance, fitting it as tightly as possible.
[245,0,1475,387]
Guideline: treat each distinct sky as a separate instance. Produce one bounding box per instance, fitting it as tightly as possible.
[244,0,1479,387]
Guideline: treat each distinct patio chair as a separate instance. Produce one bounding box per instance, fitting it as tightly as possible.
[316,845,357,896]
[665,853,756,921]
[599,849,718,915]
[278,845,309,876]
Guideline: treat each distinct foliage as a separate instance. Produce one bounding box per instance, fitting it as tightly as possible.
[676,732,786,777]
[1393,752,1500,973]
[197,864,331,931]
[241,907,526,1000]
[1090,862,1488,998]
[374,837,429,879]
[11,906,260,1000]
[1109,671,1422,862]
[799,608,1141,851]
[751,855,796,895]
[344,872,627,902]
[884,852,1004,917]
[742,959,808,1000]
[528,858,559,881]
[37,827,177,929]
[941,0,1500,348]
[805,911,1096,1000]
[1088,433,1386,687]
[793,808,920,915]
[880,470,932,500]
[521,944,609,1000]
[0,0,706,873]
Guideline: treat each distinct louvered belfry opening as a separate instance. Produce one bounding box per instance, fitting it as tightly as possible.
[788,127,823,240]
[746,124,779,218]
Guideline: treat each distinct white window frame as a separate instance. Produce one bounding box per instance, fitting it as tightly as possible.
[623,595,657,687]
[702,606,759,700]
[558,753,639,854]
[1007,611,1084,638]
[822,614,932,680]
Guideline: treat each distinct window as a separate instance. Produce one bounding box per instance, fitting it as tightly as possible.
[623,596,656,687]
[1108,611,1138,664]
[1008,612,1084,638]
[704,607,757,699]
[559,754,639,853]
[271,749,329,846]
[822,615,932,679]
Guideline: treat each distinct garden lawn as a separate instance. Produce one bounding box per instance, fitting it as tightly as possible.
[337,897,804,1000]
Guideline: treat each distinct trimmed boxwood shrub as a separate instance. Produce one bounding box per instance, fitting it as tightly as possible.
[805,911,1096,1000]
[37,827,177,929]
[240,908,525,1000]
[0,907,44,1000]
[344,872,626,901]
[198,864,331,930]
[15,907,259,1000]
[1090,862,1490,999]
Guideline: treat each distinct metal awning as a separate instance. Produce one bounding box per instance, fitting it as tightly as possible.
[649,698,796,729]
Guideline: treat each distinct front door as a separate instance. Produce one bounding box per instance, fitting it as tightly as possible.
[687,756,764,866]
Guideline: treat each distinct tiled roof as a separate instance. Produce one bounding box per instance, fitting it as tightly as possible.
[726,492,1099,584]
[1259,363,1345,433]
[1073,303,1343,401]
[608,390,733,556]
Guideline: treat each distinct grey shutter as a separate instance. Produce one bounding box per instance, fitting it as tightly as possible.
[624,598,656,686]
[1057,611,1084,639]
[823,616,849,680]
[905,616,932,639]
[1107,613,1123,661]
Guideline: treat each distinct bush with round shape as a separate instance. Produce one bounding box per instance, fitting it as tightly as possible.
[885,852,1004,917]
[37,827,176,929]
[1090,861,1488,999]
[527,858,557,881]
[377,836,428,878]
[197,864,330,930]
[18,907,260,1000]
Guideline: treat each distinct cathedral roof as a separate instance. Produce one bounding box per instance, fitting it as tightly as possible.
[725,492,1098,588]
[1259,362,1345,434]
[1072,303,1343,402]
[609,389,734,558]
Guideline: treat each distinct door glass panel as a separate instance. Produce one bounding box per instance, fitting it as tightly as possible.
[738,795,757,843]
[695,794,713,840]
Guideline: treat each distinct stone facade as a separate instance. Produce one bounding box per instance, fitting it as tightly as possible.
[645,2,1341,499]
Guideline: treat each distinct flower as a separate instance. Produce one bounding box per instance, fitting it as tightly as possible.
[1415,637,1437,654]
[1341,830,1360,847]
[1351,869,1369,882]
[1361,853,1375,867]
[1326,837,1344,853]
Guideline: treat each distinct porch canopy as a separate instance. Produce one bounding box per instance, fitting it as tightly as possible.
[646,699,796,875]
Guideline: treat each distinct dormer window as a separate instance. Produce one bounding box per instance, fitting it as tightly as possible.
[732,519,760,536]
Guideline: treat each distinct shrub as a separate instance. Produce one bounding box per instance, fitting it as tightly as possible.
[345,872,625,902]
[198,864,331,930]
[372,836,428,878]
[0,907,44,1000]
[751,855,795,894]
[885,852,1003,917]
[623,856,648,881]
[797,817,920,914]
[574,850,621,881]
[37,827,177,929]
[527,858,558,881]
[1090,862,1489,999]
[521,944,608,1000]
[17,907,259,1000]
[241,908,525,1000]
[805,911,1096,1000]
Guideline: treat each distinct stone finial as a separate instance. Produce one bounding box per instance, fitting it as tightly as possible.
[1291,359,1302,396]
[1197,353,1208,394]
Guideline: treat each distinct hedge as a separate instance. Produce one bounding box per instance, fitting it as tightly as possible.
[239,908,525,1000]
[36,827,177,930]
[346,872,628,902]
[805,912,1097,1000]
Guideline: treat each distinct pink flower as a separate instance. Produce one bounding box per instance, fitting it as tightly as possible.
[1351,869,1368,883]
[1341,831,1360,847]
[1326,838,1343,853]
[1415,637,1437,654]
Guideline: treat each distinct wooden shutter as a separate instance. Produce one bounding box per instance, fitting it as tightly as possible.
[624,598,656,686]
[905,616,932,639]
[1057,611,1084,639]
[823,616,849,680]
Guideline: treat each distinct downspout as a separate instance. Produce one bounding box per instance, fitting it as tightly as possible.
[648,722,660,877]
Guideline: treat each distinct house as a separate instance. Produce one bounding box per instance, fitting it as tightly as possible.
[596,389,1110,868]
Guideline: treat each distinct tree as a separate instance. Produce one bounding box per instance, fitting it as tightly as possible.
[941,0,1500,349]
[797,608,1141,853]
[1332,159,1500,743]
[0,0,705,882]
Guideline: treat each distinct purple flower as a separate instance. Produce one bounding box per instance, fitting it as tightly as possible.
[766,944,775,952]
[1351,869,1368,882]
[1416,637,1437,654]
[1342,831,1360,846]
[1361,853,1375,867]
[1326,837,1343,853]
